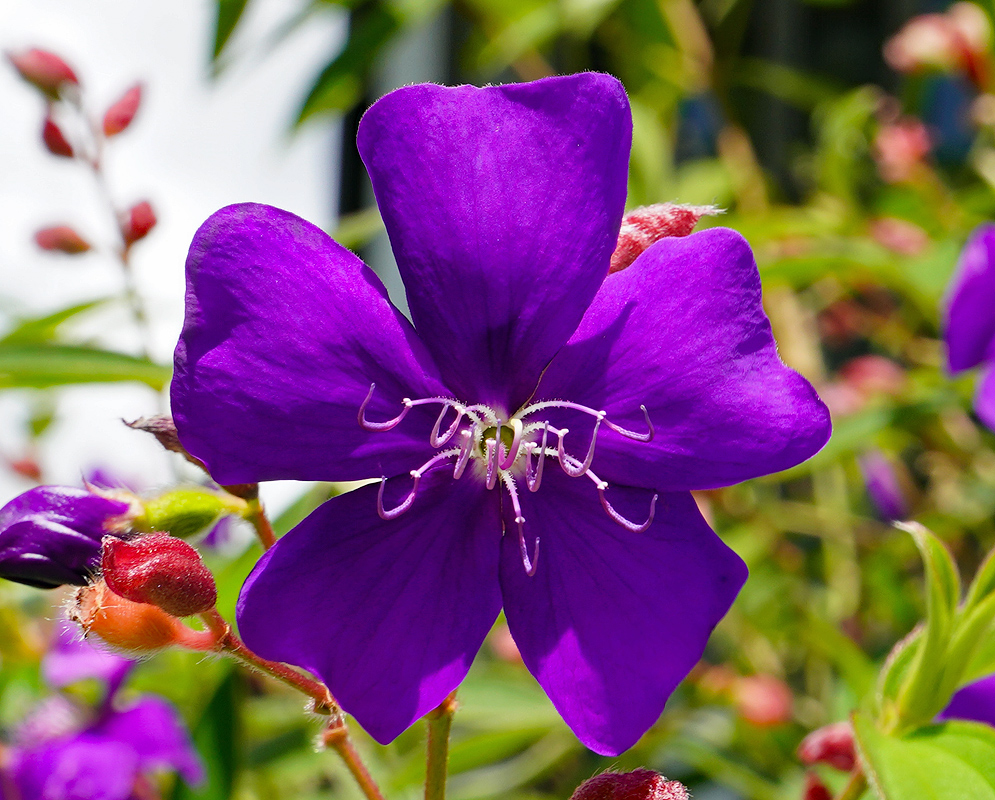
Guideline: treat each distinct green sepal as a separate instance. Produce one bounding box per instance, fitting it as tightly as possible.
[135,488,247,539]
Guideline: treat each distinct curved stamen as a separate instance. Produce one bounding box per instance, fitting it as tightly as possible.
[484,439,499,490]
[453,429,474,479]
[556,414,603,478]
[503,474,539,577]
[430,404,464,448]
[377,472,420,520]
[497,418,524,470]
[603,405,654,443]
[592,476,657,533]
[524,424,549,492]
[358,384,411,432]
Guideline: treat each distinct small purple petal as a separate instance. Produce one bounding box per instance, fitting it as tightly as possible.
[975,366,995,432]
[357,73,631,410]
[939,674,995,727]
[0,487,130,588]
[10,736,139,800]
[238,470,502,744]
[499,470,747,756]
[858,451,909,522]
[43,618,134,691]
[535,228,831,492]
[944,224,995,372]
[91,698,204,786]
[172,203,450,485]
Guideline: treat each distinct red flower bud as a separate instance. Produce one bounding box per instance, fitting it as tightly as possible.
[103,83,143,137]
[733,674,793,727]
[101,533,217,617]
[570,770,689,800]
[35,225,91,254]
[7,48,79,97]
[121,200,156,246]
[802,772,833,800]
[42,117,73,158]
[610,203,721,273]
[798,722,857,772]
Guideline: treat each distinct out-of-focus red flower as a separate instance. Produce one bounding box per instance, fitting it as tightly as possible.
[42,117,73,158]
[873,118,932,183]
[732,674,793,727]
[6,48,78,97]
[869,217,930,256]
[103,83,143,137]
[121,200,156,246]
[803,772,833,800]
[35,225,91,254]
[884,3,991,87]
[798,721,858,772]
[839,355,907,399]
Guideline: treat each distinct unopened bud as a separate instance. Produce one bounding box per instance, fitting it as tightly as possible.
[7,48,79,97]
[798,722,857,772]
[35,225,91,254]
[610,203,722,273]
[71,580,215,653]
[42,117,73,158]
[802,772,833,800]
[103,83,143,137]
[121,200,156,246]
[134,487,246,539]
[733,674,793,726]
[570,770,688,800]
[102,534,217,617]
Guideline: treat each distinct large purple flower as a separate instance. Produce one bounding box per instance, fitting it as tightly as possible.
[171,73,831,755]
[944,223,995,429]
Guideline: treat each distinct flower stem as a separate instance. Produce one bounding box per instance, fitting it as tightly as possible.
[835,770,867,800]
[323,719,388,800]
[245,498,277,550]
[198,609,335,713]
[424,692,457,800]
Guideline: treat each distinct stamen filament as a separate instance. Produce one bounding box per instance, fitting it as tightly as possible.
[358,384,410,432]
[484,439,499,490]
[603,405,654,443]
[586,469,657,533]
[453,429,474,479]
[524,424,549,492]
[555,414,603,478]
[497,418,524,470]
[502,474,538,577]
[519,398,653,442]
[377,449,459,519]
[429,404,463,448]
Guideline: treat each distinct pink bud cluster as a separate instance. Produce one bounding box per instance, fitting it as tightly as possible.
[570,770,689,800]
[609,203,721,273]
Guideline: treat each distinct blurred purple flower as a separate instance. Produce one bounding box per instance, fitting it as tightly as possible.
[0,486,132,589]
[938,674,995,727]
[944,223,995,429]
[858,451,909,521]
[172,73,831,755]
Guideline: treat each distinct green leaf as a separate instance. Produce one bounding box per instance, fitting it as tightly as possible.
[0,343,170,389]
[173,668,242,799]
[212,0,251,60]
[1,299,108,344]
[854,714,995,800]
[296,3,402,125]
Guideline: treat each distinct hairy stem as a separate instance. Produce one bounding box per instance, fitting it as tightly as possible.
[245,498,278,550]
[425,693,457,800]
[324,720,388,800]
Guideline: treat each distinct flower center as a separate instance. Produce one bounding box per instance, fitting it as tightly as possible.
[358,384,657,576]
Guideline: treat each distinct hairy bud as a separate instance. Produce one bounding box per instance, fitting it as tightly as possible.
[121,200,156,246]
[570,770,689,800]
[7,48,79,97]
[42,116,73,158]
[610,203,721,273]
[103,83,143,137]
[798,721,857,772]
[35,225,91,254]
[102,534,217,617]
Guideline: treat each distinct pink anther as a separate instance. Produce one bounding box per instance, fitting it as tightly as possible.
[497,418,524,470]
[596,480,658,533]
[358,384,411,432]
[603,405,654,442]
[377,472,421,520]
[430,403,464,448]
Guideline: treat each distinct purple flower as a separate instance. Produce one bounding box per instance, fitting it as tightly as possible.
[944,223,995,429]
[0,486,132,589]
[858,450,909,522]
[171,73,831,755]
[938,674,995,727]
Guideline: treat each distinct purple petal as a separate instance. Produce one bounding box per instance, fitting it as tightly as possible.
[858,451,909,522]
[534,228,831,492]
[11,736,139,800]
[499,470,747,756]
[975,366,995,432]
[0,487,130,588]
[944,224,995,372]
[238,470,502,743]
[357,73,631,410]
[43,618,134,691]
[939,674,995,727]
[91,698,204,785]
[172,203,450,485]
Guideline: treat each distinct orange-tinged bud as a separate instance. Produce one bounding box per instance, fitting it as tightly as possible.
[610,203,721,273]
[570,769,688,800]
[103,83,143,137]
[7,48,79,97]
[121,200,156,246]
[42,117,73,158]
[35,225,91,254]
[71,580,215,654]
[102,534,217,617]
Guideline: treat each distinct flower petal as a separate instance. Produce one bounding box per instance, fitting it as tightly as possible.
[939,674,995,727]
[945,224,995,372]
[499,470,747,755]
[534,228,831,492]
[357,73,632,410]
[11,736,139,800]
[172,203,450,485]
[975,366,995,431]
[43,618,134,690]
[237,470,502,743]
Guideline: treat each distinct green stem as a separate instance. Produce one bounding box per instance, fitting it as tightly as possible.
[425,693,457,800]
[836,770,867,800]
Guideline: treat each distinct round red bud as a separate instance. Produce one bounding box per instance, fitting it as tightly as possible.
[7,48,79,97]
[101,533,217,617]
[35,225,91,254]
[103,83,143,137]
[42,117,73,158]
[121,200,156,246]
[570,770,689,800]
[798,721,856,772]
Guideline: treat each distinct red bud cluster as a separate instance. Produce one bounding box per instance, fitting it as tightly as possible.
[610,203,720,273]
[570,770,688,800]
[7,48,78,97]
[101,533,217,617]
[35,225,91,254]
[103,83,143,137]
[121,200,157,246]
